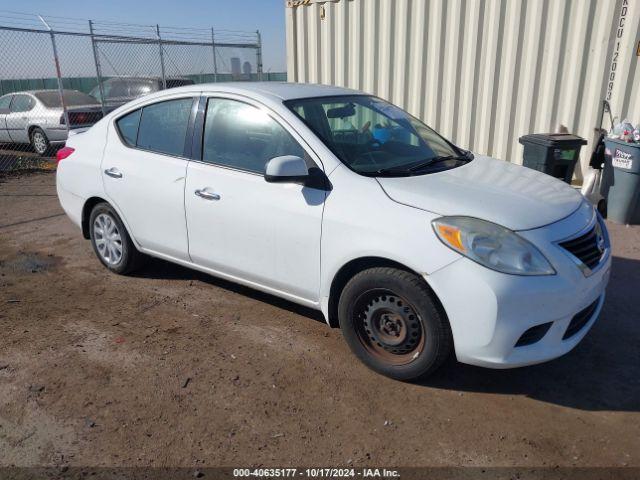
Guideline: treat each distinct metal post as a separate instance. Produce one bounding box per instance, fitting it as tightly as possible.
[156,25,167,89]
[89,20,106,116]
[211,28,219,83]
[39,16,69,132]
[256,30,263,81]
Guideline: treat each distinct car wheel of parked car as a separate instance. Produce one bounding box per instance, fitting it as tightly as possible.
[89,202,142,275]
[338,267,453,381]
[30,127,51,156]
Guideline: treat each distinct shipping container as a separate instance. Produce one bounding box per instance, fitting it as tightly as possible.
[286,0,640,181]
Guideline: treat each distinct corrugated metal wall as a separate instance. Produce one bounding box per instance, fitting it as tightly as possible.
[286,0,640,180]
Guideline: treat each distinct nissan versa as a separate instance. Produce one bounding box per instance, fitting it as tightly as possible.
[56,83,611,380]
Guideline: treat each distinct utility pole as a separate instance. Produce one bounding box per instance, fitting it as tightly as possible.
[39,16,69,132]
[211,28,219,83]
[157,25,167,89]
[256,30,263,81]
[89,20,106,116]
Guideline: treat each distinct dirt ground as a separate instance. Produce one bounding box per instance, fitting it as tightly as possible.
[0,171,638,469]
[0,146,54,172]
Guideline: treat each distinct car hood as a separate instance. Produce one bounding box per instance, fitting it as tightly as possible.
[376,155,584,230]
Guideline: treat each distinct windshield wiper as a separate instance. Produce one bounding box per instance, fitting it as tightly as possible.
[409,154,471,171]
[372,153,472,176]
[373,165,415,175]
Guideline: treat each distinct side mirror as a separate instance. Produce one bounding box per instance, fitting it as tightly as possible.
[265,155,309,184]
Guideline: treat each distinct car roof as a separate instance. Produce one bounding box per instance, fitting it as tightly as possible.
[2,83,364,102]
[156,82,366,102]
[105,76,191,81]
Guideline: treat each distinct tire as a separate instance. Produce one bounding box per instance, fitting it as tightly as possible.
[338,267,453,381]
[30,127,51,156]
[89,202,143,275]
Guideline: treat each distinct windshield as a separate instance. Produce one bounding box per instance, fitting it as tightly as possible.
[35,90,99,108]
[285,95,470,176]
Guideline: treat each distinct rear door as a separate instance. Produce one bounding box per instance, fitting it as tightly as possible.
[6,94,34,143]
[102,95,197,260]
[184,95,326,303]
[0,95,12,142]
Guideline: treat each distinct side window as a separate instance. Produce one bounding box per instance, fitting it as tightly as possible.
[202,98,306,174]
[11,95,34,113]
[0,95,12,110]
[292,105,306,119]
[136,98,193,156]
[116,108,142,146]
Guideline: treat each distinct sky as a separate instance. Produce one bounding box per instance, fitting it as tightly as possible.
[13,0,288,72]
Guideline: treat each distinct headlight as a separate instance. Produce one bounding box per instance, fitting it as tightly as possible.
[432,216,555,276]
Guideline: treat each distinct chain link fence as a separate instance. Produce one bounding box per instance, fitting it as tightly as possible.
[0,11,284,171]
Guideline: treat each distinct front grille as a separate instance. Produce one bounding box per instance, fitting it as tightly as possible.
[515,322,553,347]
[563,299,599,340]
[559,225,604,270]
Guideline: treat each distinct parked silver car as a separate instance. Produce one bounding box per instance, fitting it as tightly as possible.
[89,76,195,113]
[0,90,103,156]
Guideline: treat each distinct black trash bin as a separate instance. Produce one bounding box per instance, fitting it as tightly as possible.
[519,133,587,184]
[602,138,640,225]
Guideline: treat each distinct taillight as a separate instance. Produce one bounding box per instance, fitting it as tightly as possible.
[56,147,75,163]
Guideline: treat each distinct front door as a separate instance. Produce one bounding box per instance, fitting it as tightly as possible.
[185,96,326,303]
[102,96,195,261]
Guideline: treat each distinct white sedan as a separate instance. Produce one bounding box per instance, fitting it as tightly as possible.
[56,83,611,380]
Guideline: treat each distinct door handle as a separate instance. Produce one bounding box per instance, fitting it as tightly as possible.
[195,189,221,201]
[104,168,123,179]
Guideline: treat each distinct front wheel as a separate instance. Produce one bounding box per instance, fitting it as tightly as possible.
[338,267,453,381]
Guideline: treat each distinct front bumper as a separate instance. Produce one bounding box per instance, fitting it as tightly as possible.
[427,203,611,368]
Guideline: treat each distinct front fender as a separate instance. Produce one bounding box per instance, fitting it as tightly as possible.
[319,166,460,319]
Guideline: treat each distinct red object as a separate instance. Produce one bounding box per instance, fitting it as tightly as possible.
[56,147,75,163]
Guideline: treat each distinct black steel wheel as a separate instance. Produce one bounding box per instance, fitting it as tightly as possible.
[355,289,425,365]
[338,267,452,380]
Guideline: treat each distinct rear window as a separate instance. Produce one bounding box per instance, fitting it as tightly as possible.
[118,98,193,156]
[35,91,99,108]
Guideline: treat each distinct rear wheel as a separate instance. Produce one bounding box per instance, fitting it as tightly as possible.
[30,127,51,156]
[338,267,452,381]
[89,202,142,274]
